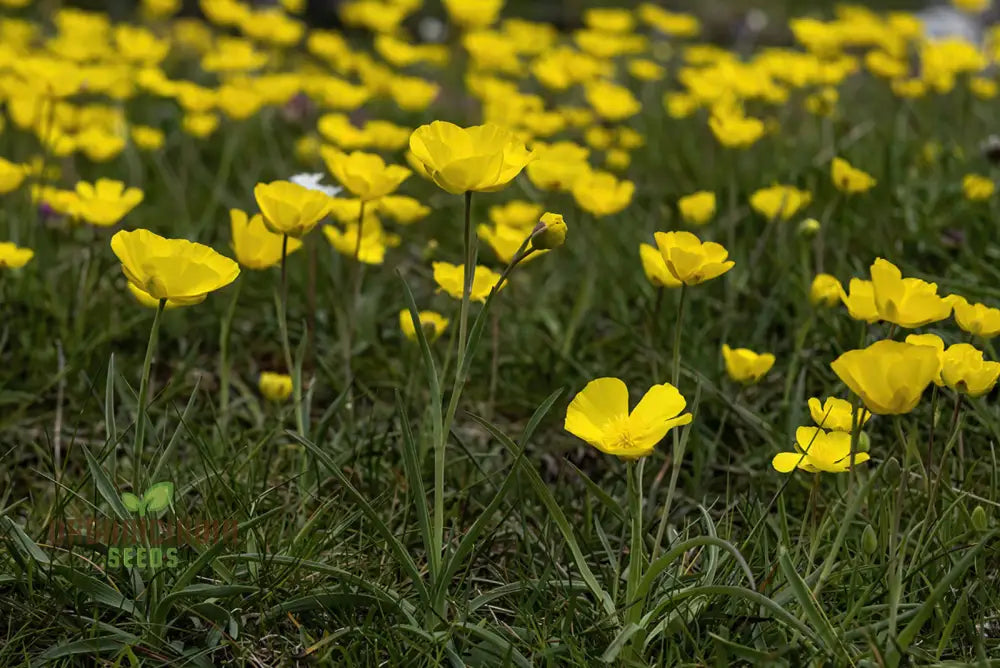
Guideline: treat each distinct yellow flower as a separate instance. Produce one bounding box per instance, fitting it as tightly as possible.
[531,212,567,251]
[0,157,26,194]
[254,180,333,238]
[572,170,635,217]
[953,0,990,12]
[130,125,165,151]
[182,112,219,138]
[653,231,735,286]
[772,427,870,473]
[963,173,994,201]
[376,195,430,225]
[831,340,940,415]
[389,75,440,112]
[639,243,682,288]
[750,184,812,221]
[230,208,302,269]
[811,273,845,306]
[443,0,504,30]
[259,372,293,402]
[111,229,239,305]
[841,279,879,322]
[831,157,876,194]
[432,261,503,302]
[408,121,534,195]
[127,282,184,310]
[807,397,870,432]
[323,219,399,265]
[678,191,716,225]
[0,241,33,268]
[870,257,951,328]
[584,80,641,122]
[904,333,946,385]
[721,344,776,384]
[320,147,411,201]
[939,343,1000,396]
[628,58,665,81]
[525,141,590,191]
[970,76,997,100]
[949,295,1000,338]
[478,223,533,263]
[489,201,544,230]
[73,179,144,227]
[584,7,635,32]
[564,377,692,459]
[708,110,765,149]
[604,148,631,171]
[399,309,449,342]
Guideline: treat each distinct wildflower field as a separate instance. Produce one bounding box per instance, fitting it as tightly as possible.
[3,0,1000,664]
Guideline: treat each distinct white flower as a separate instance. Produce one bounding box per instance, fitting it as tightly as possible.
[290,173,341,197]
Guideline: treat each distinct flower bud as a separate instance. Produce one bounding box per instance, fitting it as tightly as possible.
[883,456,901,484]
[972,505,989,532]
[531,212,567,251]
[856,431,871,453]
[798,217,820,237]
[861,524,878,555]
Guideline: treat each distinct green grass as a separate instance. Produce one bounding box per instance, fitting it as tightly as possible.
[3,2,1000,666]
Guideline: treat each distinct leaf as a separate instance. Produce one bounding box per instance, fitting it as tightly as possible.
[142,481,174,513]
[777,546,844,659]
[40,636,131,659]
[395,392,434,575]
[121,493,142,513]
[105,354,117,446]
[0,516,51,566]
[601,623,642,663]
[81,444,130,520]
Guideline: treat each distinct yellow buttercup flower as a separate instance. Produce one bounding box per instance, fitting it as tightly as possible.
[772,427,870,473]
[111,229,240,306]
[399,309,449,342]
[0,157,27,194]
[841,278,879,322]
[811,273,845,306]
[572,170,634,217]
[584,80,641,122]
[831,340,940,415]
[408,121,534,195]
[443,0,504,29]
[869,257,951,328]
[525,141,590,191]
[489,201,544,230]
[376,195,430,225]
[254,180,333,238]
[953,0,990,13]
[808,397,870,432]
[478,223,534,263]
[259,372,293,402]
[182,112,219,138]
[678,191,716,225]
[939,343,1000,396]
[230,208,303,269]
[320,147,411,201]
[564,377,692,459]
[73,179,144,227]
[963,173,994,201]
[721,344,775,384]
[904,333,946,385]
[323,219,399,265]
[831,157,876,194]
[0,241,34,268]
[130,125,165,151]
[127,282,184,310]
[653,231,735,286]
[750,184,812,221]
[639,243,682,288]
[432,261,503,302]
[949,295,1000,338]
[531,212,567,251]
[708,110,765,149]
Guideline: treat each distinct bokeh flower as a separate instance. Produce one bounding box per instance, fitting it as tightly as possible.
[831,157,876,194]
[750,184,812,221]
[678,191,716,225]
[399,310,449,342]
[74,179,144,226]
[259,372,293,402]
[721,344,775,384]
[811,273,845,306]
[0,241,34,269]
[432,261,503,302]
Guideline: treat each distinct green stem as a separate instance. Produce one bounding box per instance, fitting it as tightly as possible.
[218,278,242,441]
[133,299,165,491]
[671,285,687,388]
[344,201,367,414]
[625,460,645,627]
[278,235,306,436]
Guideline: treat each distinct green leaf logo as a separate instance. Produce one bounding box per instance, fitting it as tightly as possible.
[121,482,174,516]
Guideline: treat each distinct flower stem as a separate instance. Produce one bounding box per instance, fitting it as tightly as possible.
[625,459,645,627]
[218,278,242,442]
[344,201,367,416]
[133,299,165,491]
[278,234,305,436]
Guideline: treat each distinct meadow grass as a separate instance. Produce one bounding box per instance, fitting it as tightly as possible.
[2,1,1000,666]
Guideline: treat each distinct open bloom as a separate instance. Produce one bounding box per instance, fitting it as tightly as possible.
[811,273,844,306]
[653,231,735,285]
[564,378,692,458]
[111,229,240,305]
[0,158,26,194]
[254,180,333,237]
[750,184,812,221]
[399,309,449,342]
[259,372,293,401]
[432,261,503,302]
[526,141,590,191]
[808,397,870,432]
[772,427,870,473]
[376,195,430,225]
[640,243,682,288]
[320,147,411,201]
[127,283,184,310]
[74,179,144,226]
[831,340,940,414]
[678,191,716,225]
[722,344,775,384]
[708,109,765,149]
[948,295,1000,338]
[571,170,634,217]
[939,343,1000,396]
[841,279,879,322]
[0,241,34,268]
[870,258,951,328]
[231,208,302,269]
[408,121,533,194]
[831,157,876,194]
